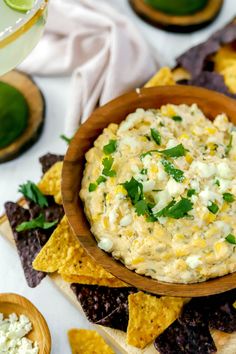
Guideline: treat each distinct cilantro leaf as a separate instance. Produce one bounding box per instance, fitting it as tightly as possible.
[215,179,220,186]
[187,189,196,198]
[102,157,116,177]
[134,200,149,216]
[225,134,233,155]
[89,183,97,192]
[155,198,193,219]
[16,214,58,232]
[172,115,182,122]
[60,134,72,144]
[207,202,219,214]
[140,168,148,175]
[161,159,185,182]
[223,192,235,203]
[18,181,48,208]
[122,177,143,204]
[225,234,236,245]
[96,176,107,185]
[103,140,117,155]
[151,128,161,145]
[158,144,187,158]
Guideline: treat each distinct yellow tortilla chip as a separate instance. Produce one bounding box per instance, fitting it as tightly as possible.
[33,216,78,272]
[145,67,175,88]
[220,63,236,93]
[61,274,128,287]
[127,291,187,349]
[68,329,114,354]
[38,161,63,204]
[213,44,236,72]
[172,67,191,82]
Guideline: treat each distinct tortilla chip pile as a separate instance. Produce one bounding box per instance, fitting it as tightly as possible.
[4,18,236,353]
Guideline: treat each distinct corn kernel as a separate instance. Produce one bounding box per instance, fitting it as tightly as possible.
[206,127,217,135]
[193,239,207,248]
[185,153,193,164]
[139,136,148,142]
[221,203,229,212]
[174,233,185,241]
[203,212,216,224]
[233,301,236,309]
[115,185,127,195]
[175,249,189,257]
[161,104,176,117]
[205,226,218,238]
[132,257,145,265]
[179,133,189,140]
[214,242,228,257]
[103,216,109,229]
[150,165,158,174]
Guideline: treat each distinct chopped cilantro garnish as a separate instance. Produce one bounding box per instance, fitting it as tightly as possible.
[215,179,220,187]
[155,198,193,219]
[158,144,187,158]
[207,202,219,214]
[96,176,107,185]
[225,134,233,155]
[16,213,58,232]
[151,128,161,145]
[225,234,236,245]
[134,200,149,216]
[140,144,187,159]
[102,157,116,177]
[161,159,184,182]
[103,139,117,155]
[172,115,182,122]
[60,134,72,144]
[18,181,48,208]
[159,122,164,127]
[223,192,235,203]
[89,183,97,192]
[187,189,196,198]
[140,168,148,175]
[122,177,143,204]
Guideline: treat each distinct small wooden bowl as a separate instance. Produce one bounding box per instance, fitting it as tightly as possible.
[0,293,51,353]
[62,85,236,297]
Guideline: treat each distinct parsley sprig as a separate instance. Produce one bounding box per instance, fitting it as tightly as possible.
[16,214,58,232]
[18,181,48,208]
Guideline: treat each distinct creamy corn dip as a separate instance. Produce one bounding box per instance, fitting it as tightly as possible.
[80,104,236,284]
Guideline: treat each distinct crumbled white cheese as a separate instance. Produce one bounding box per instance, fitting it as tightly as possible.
[120,214,132,227]
[152,190,171,214]
[217,162,233,179]
[109,209,118,224]
[185,255,202,269]
[199,188,222,206]
[142,180,155,192]
[166,138,179,149]
[190,179,200,193]
[98,238,113,252]
[217,178,231,193]
[166,178,185,197]
[191,161,216,178]
[118,108,144,133]
[0,313,38,354]
[214,221,231,235]
[213,114,228,132]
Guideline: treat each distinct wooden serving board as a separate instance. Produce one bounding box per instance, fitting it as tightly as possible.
[0,213,236,354]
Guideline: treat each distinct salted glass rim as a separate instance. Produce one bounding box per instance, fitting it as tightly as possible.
[0,0,47,42]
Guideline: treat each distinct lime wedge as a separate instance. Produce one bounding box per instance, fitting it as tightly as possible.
[4,0,35,12]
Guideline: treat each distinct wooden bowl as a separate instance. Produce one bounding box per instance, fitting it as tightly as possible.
[62,85,236,297]
[0,293,51,353]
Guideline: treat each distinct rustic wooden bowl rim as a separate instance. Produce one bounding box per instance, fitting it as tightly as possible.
[0,292,51,353]
[62,85,236,297]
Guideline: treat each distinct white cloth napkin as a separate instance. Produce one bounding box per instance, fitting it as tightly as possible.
[19,0,157,135]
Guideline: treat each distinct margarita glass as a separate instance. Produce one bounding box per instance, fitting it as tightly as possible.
[0,0,48,75]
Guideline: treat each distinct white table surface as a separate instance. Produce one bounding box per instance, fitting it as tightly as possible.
[0,0,235,353]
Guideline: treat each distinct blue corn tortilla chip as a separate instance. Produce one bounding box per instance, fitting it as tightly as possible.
[39,153,64,174]
[185,71,236,98]
[5,202,47,288]
[176,22,236,78]
[154,300,216,354]
[205,289,236,333]
[71,284,137,332]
